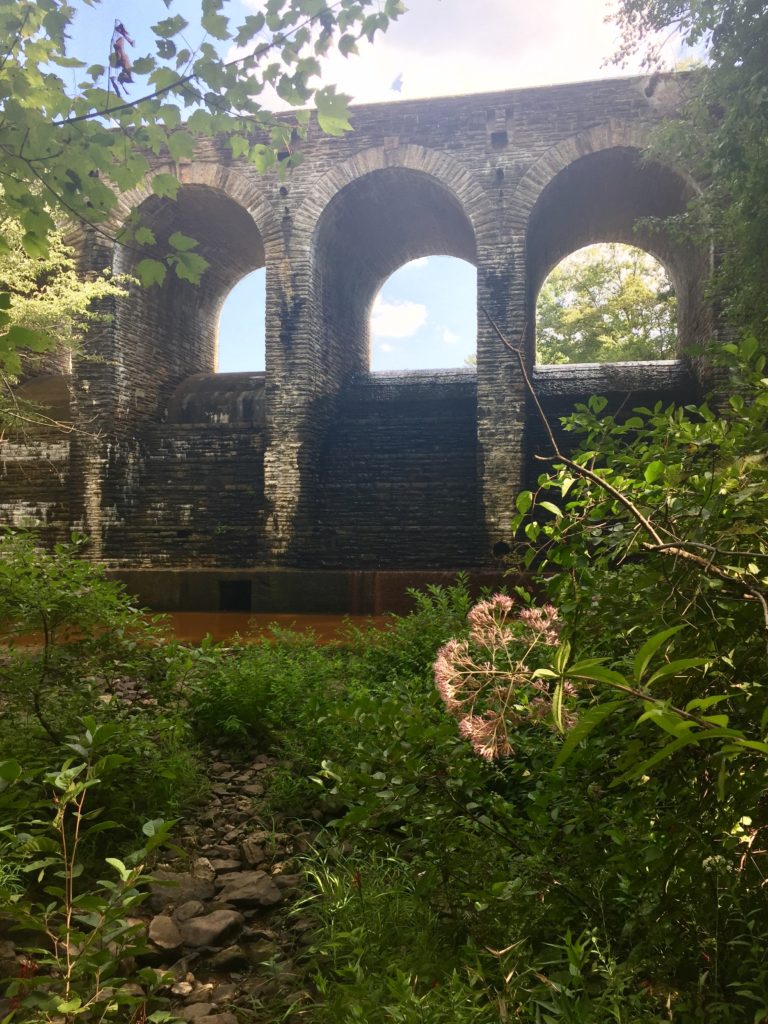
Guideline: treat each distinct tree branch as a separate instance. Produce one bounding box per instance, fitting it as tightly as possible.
[483,309,768,631]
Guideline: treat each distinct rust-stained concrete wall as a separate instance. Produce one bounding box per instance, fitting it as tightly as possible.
[0,75,712,610]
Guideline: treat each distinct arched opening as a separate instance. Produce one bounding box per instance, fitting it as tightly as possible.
[535,243,677,365]
[526,147,711,363]
[311,167,483,568]
[370,256,477,371]
[114,184,265,421]
[313,166,477,385]
[216,268,266,373]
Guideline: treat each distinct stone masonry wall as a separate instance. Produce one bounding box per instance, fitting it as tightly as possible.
[0,74,710,594]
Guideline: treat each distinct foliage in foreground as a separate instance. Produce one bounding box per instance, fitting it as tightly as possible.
[224,355,767,1019]
[1,488,767,1021]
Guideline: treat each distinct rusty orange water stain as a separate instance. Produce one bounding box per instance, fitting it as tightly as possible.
[3,612,390,649]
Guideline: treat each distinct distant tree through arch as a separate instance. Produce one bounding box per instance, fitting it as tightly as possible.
[536,243,677,365]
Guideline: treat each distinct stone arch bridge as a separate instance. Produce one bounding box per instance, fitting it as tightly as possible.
[2,74,714,612]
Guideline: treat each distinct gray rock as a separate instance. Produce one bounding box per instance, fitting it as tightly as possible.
[208,858,241,874]
[211,983,237,1004]
[179,909,245,949]
[216,871,283,908]
[149,915,183,951]
[179,1002,215,1020]
[149,871,216,912]
[273,873,302,890]
[185,985,215,1004]
[198,1014,238,1024]
[191,857,216,883]
[239,838,266,867]
[0,940,18,979]
[207,945,249,970]
[171,981,194,997]
[173,900,206,923]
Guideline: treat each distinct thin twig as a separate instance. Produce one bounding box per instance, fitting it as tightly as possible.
[482,308,768,632]
[54,0,347,127]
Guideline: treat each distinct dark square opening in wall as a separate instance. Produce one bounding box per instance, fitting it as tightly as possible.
[219,579,252,612]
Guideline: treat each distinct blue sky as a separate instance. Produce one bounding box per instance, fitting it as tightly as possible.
[66,0,688,373]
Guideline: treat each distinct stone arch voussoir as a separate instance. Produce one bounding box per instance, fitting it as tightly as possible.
[296,144,497,253]
[509,120,690,232]
[108,161,281,266]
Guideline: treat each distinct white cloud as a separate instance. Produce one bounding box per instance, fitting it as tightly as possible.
[371,298,428,339]
[228,0,692,114]
[442,329,460,346]
[312,0,642,105]
[378,341,397,353]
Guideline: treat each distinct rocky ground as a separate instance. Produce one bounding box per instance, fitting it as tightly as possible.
[142,749,319,1022]
[0,748,321,1023]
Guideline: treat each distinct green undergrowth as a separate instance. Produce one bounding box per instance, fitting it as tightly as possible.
[3,485,768,1023]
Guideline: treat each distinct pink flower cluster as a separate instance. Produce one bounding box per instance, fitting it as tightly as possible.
[434,594,573,761]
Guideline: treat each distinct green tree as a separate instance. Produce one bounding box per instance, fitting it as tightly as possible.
[536,243,677,364]
[0,200,127,377]
[0,0,404,361]
[612,0,768,342]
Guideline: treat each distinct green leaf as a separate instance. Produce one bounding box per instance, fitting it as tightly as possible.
[172,251,208,283]
[539,500,563,518]
[686,694,730,713]
[21,231,49,259]
[56,997,82,1013]
[167,131,195,162]
[229,135,250,159]
[135,259,167,287]
[632,625,686,683]
[152,15,189,38]
[646,657,709,686]
[234,14,266,47]
[613,736,699,784]
[134,227,157,246]
[132,56,156,76]
[553,640,571,675]
[552,680,565,734]
[315,86,353,136]
[0,760,22,793]
[555,701,625,767]
[168,231,198,252]
[339,34,358,56]
[151,173,182,199]
[201,11,230,39]
[516,490,533,514]
[637,705,694,737]
[644,459,665,483]
[156,39,176,60]
[5,325,55,351]
[0,760,21,781]
[105,857,130,881]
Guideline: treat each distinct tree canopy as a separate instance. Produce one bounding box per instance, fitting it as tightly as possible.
[613,0,768,344]
[0,0,403,373]
[536,244,677,365]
